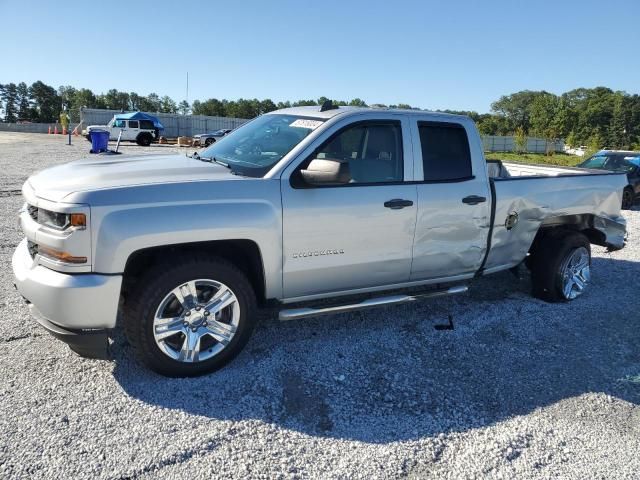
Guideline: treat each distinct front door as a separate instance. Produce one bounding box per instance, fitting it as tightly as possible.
[281,116,417,300]
[109,118,125,140]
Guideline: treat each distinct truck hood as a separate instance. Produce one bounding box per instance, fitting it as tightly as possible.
[27,154,239,202]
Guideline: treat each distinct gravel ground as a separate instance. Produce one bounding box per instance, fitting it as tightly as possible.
[0,132,638,479]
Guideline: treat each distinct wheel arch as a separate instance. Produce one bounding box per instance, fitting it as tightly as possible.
[528,213,623,257]
[121,239,267,305]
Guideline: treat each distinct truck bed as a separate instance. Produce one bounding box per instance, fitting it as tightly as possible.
[482,160,627,273]
[488,160,607,179]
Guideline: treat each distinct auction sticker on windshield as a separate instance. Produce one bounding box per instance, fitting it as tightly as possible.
[290,119,323,130]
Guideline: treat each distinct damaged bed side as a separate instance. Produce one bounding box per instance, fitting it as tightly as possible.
[481,160,627,275]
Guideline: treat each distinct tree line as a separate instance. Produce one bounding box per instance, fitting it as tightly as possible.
[1,80,639,148]
[0,80,393,124]
[475,88,640,150]
[0,81,191,124]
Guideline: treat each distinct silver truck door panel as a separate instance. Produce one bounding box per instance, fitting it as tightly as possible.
[412,181,490,279]
[409,118,491,280]
[280,113,416,299]
[281,184,417,298]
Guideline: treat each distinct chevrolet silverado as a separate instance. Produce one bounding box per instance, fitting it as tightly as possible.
[13,104,627,376]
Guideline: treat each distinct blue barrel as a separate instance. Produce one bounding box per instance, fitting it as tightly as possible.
[90,130,110,153]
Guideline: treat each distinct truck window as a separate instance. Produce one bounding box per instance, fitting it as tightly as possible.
[580,155,608,169]
[139,120,154,129]
[418,122,472,181]
[315,121,403,183]
[113,119,126,128]
[128,120,139,128]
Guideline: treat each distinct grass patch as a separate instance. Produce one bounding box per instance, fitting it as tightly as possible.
[485,152,583,167]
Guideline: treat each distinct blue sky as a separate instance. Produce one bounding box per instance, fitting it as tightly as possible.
[1,0,639,113]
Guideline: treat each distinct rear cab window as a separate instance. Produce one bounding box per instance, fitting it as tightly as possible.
[418,122,472,181]
[128,120,139,129]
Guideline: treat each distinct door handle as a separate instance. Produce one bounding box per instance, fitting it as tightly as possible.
[462,195,486,205]
[384,199,414,209]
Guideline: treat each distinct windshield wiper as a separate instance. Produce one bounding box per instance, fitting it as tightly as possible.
[189,151,230,168]
[188,151,246,175]
[200,155,231,169]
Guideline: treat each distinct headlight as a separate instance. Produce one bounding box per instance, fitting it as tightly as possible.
[36,208,86,230]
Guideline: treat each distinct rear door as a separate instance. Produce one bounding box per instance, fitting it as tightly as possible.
[280,113,417,300]
[126,120,140,141]
[409,118,491,281]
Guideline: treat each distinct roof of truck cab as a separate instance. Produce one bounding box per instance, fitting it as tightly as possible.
[113,111,165,129]
[269,105,470,122]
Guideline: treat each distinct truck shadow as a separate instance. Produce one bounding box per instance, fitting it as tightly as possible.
[112,256,640,443]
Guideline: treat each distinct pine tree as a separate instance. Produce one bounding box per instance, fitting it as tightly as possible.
[0,83,18,122]
[16,82,30,120]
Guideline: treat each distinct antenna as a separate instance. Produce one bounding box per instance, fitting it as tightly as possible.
[186,72,189,105]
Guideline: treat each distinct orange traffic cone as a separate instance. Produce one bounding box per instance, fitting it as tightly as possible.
[48,126,52,134]
[62,128,67,135]
[72,125,79,136]
[54,125,58,135]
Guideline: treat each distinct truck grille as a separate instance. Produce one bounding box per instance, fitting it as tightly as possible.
[27,204,38,221]
[27,240,38,259]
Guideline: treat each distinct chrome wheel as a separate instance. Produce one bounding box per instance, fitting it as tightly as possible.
[560,247,590,300]
[153,279,240,363]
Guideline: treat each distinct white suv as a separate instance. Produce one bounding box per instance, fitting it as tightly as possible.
[85,118,157,146]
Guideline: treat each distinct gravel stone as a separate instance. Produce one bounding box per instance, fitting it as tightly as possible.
[0,132,638,479]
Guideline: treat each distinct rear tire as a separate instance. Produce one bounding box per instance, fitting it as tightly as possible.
[530,231,591,302]
[622,187,634,210]
[123,255,257,377]
[136,133,152,146]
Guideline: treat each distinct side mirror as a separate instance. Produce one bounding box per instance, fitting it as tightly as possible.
[300,158,351,185]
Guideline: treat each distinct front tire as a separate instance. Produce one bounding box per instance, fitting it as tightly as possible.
[204,138,215,147]
[123,256,257,377]
[622,187,634,210]
[530,231,591,302]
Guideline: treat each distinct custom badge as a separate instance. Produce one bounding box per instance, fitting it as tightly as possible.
[293,249,344,259]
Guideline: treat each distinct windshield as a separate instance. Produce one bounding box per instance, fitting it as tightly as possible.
[579,153,640,173]
[579,155,607,169]
[199,114,325,177]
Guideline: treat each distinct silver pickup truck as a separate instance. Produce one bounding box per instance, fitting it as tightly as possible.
[12,105,627,377]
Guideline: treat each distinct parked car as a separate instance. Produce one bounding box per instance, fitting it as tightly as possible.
[13,105,627,377]
[564,145,588,156]
[192,129,233,147]
[578,149,640,209]
[84,112,164,146]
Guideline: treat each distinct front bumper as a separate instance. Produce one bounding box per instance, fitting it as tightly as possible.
[30,304,110,359]
[12,238,122,357]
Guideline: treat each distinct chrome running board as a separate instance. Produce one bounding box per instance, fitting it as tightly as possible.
[278,285,468,321]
